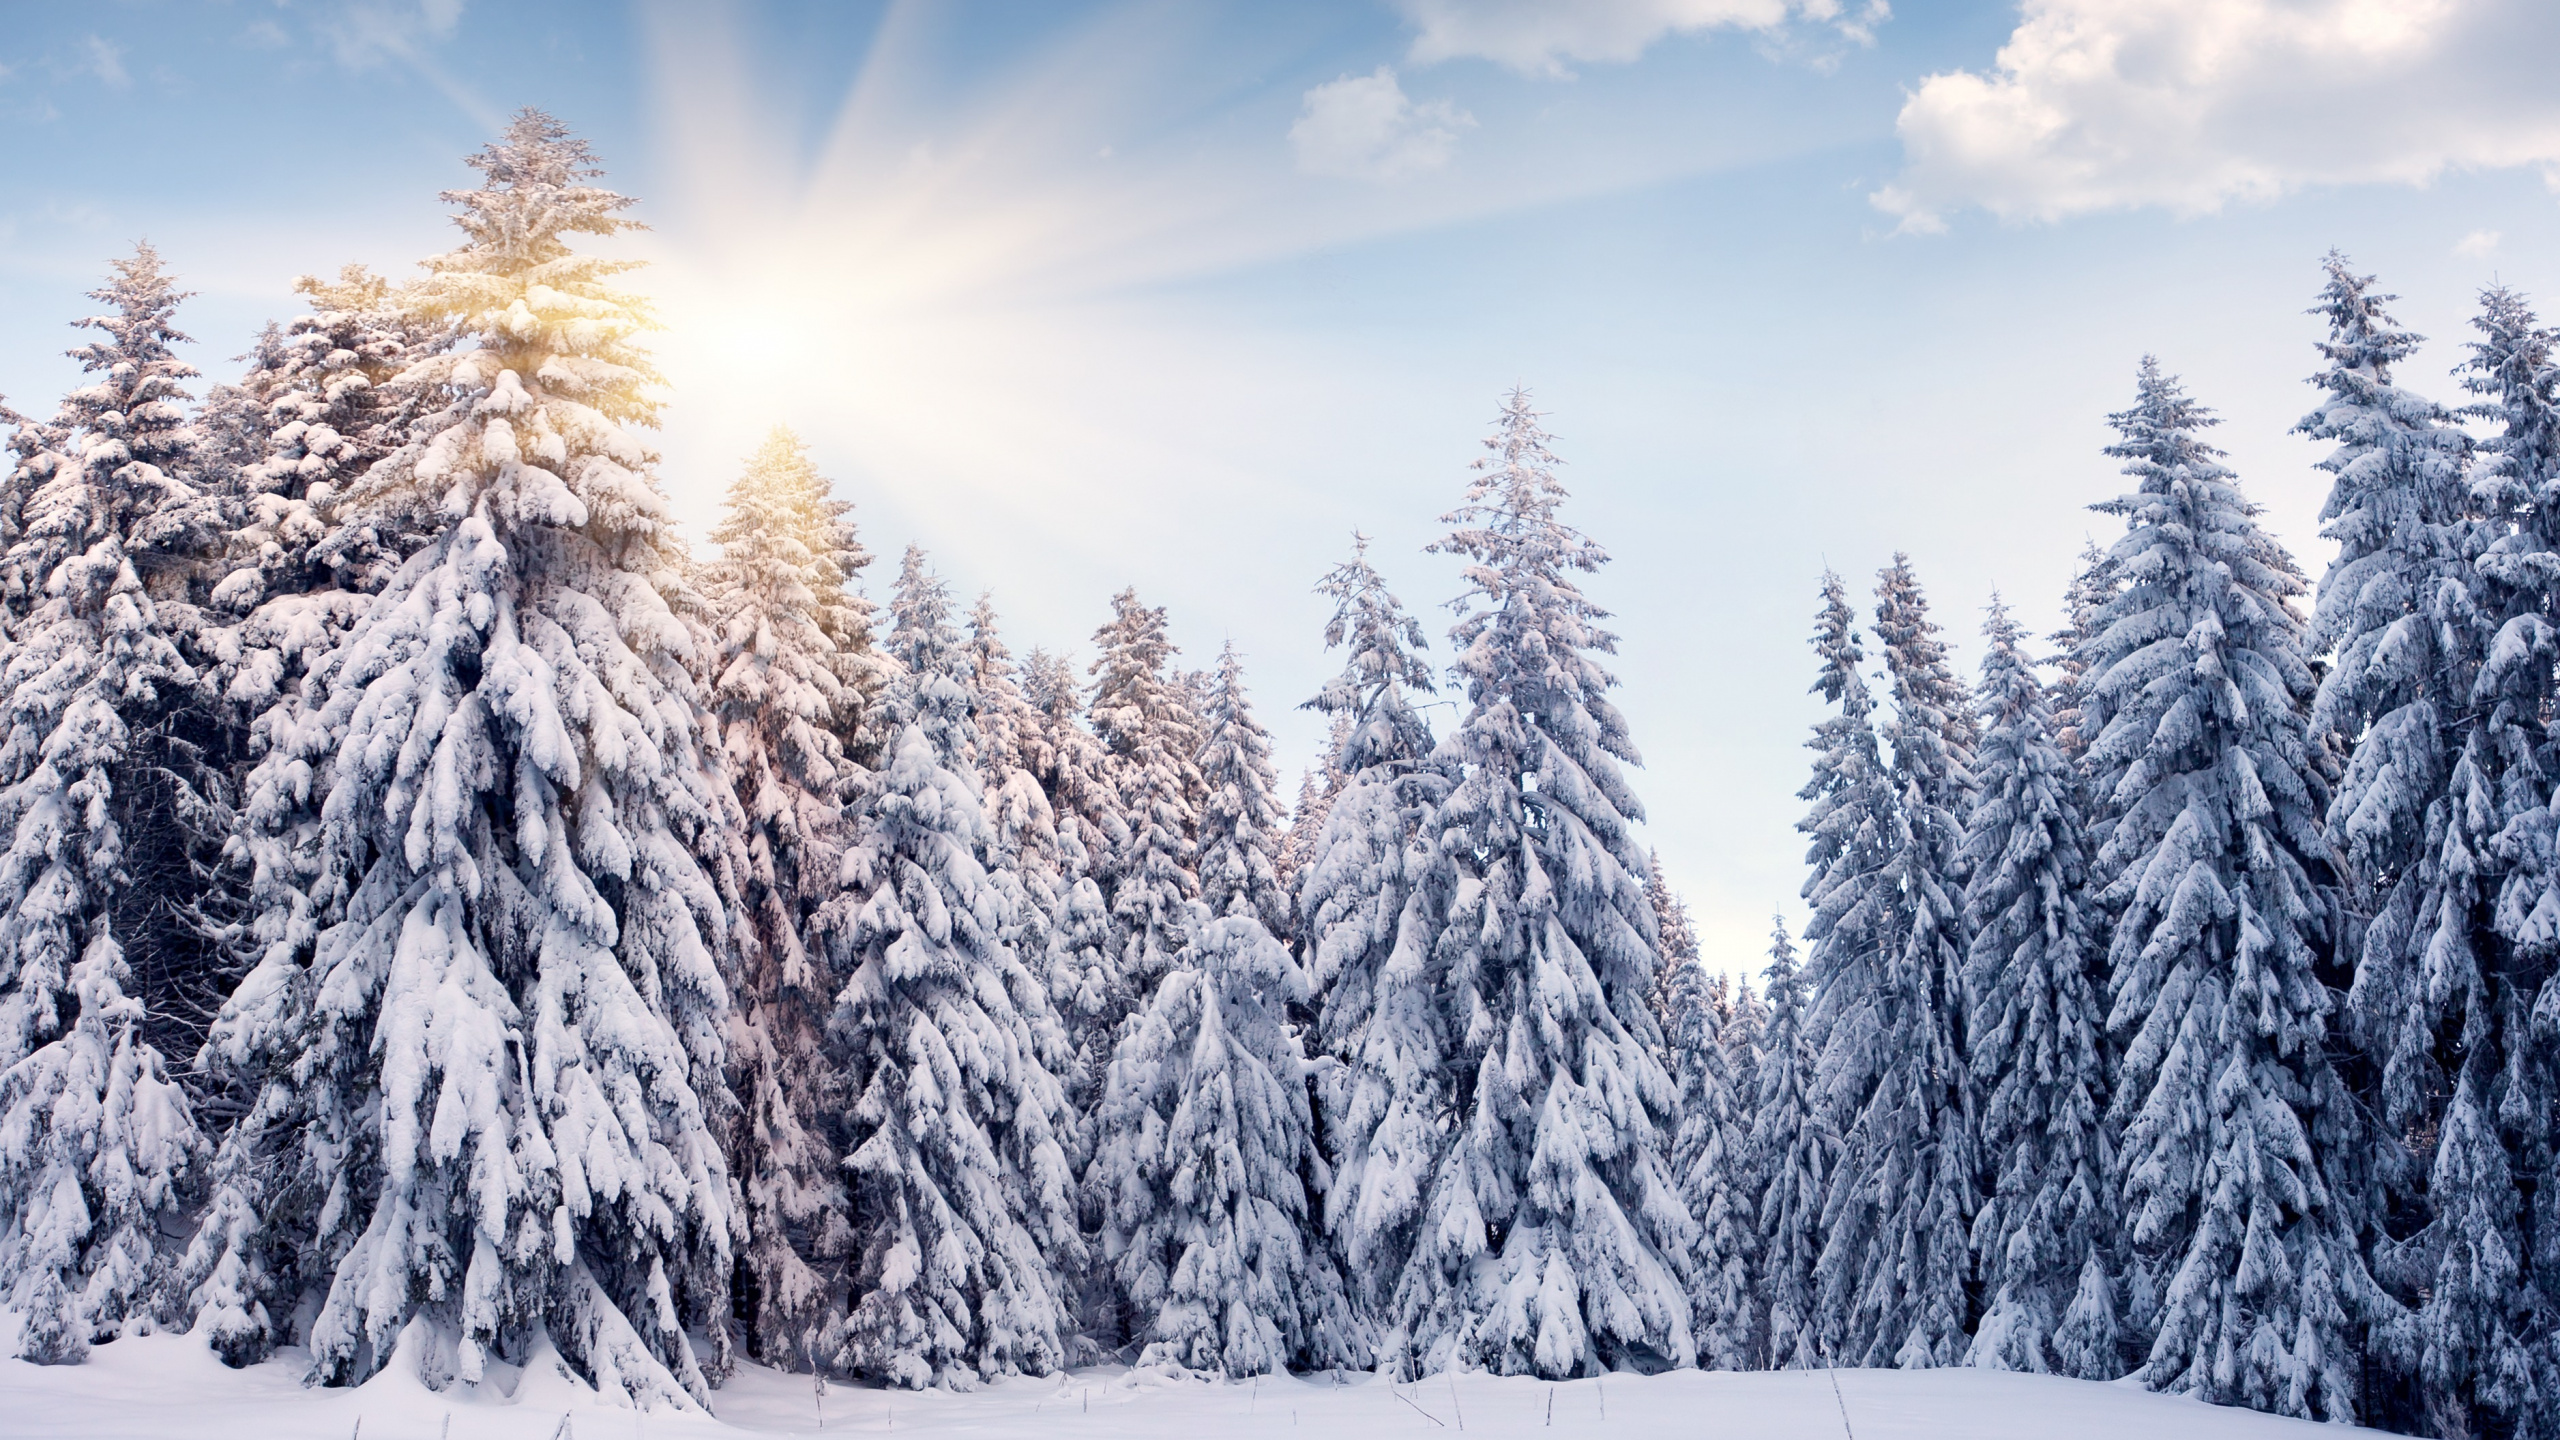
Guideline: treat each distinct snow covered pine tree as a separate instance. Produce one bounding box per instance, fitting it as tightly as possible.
[1086,589,1204,1034]
[966,594,1076,1033]
[194,265,444,724]
[2294,255,2516,1437]
[1195,644,1291,939]
[1094,644,1358,1375]
[1296,533,1449,1364]
[1752,912,1829,1370]
[1960,598,2117,1379]
[1666,903,1761,1369]
[2083,357,2383,1422]
[191,112,739,1406]
[0,244,213,1364]
[699,426,878,1369]
[821,547,1082,1388]
[1389,388,1693,1378]
[1810,556,1979,1371]
[1776,573,1891,1371]
[2457,280,2560,1437]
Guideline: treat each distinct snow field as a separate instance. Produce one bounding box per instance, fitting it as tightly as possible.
[0,1326,2399,1440]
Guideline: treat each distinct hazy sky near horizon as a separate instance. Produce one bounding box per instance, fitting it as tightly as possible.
[7,0,2560,971]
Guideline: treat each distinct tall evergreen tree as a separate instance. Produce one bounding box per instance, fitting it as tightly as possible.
[1087,590,1202,1030]
[1668,936,1761,1369]
[1301,533,1440,1043]
[0,244,215,1362]
[1296,535,1450,1344]
[2295,254,2506,1436]
[1779,570,1895,1370]
[1961,598,2117,1378]
[1019,648,1125,892]
[1753,912,1829,1370]
[1387,389,1692,1377]
[193,113,738,1405]
[2457,282,2560,1439]
[1095,648,1357,1376]
[1811,556,1979,1370]
[697,426,876,1369]
[2082,357,2379,1422]
[1102,631,1362,1375]
[821,548,1081,1388]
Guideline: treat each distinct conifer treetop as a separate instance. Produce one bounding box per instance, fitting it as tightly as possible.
[706,425,876,738]
[1306,532,1434,776]
[1873,551,1975,804]
[18,242,214,586]
[1430,388,1636,772]
[1196,642,1289,934]
[2463,283,2560,501]
[66,242,200,460]
[2297,250,2473,676]
[367,105,665,530]
[1088,587,1193,758]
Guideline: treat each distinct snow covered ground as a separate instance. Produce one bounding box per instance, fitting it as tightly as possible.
[0,1327,2399,1440]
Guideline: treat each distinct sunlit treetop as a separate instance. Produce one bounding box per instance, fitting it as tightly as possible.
[401,106,663,435]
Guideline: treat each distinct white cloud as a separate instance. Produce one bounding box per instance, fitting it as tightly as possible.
[1290,67,1475,181]
[1874,0,2560,233]
[2456,228,2501,257]
[1397,0,1887,77]
[80,36,128,89]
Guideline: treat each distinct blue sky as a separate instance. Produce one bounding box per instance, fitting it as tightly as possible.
[7,0,2560,970]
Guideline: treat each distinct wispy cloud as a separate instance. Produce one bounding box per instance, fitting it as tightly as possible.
[1396,0,1887,77]
[313,0,467,69]
[1290,67,1473,181]
[80,36,128,89]
[299,1,497,130]
[2456,228,2502,258]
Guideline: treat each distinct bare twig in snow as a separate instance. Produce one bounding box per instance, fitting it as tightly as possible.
[1391,1383,1447,1428]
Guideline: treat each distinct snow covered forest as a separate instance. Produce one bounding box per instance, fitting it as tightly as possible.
[0,106,2556,1440]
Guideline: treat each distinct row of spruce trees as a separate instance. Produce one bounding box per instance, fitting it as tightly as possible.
[1697,262,2560,1439]
[2,104,2555,1440]
[0,110,1688,1407]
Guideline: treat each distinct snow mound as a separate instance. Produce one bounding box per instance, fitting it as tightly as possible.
[1,1334,2397,1439]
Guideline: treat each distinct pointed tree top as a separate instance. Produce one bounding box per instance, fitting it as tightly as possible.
[1306,531,1436,775]
[461,106,610,196]
[2307,249,2419,381]
[1979,589,2018,648]
[2461,284,2560,483]
[435,107,643,269]
[1809,568,1866,706]
[2107,357,2225,467]
[1311,531,1432,688]
[887,544,960,679]
[1433,386,1604,586]
[71,240,197,377]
